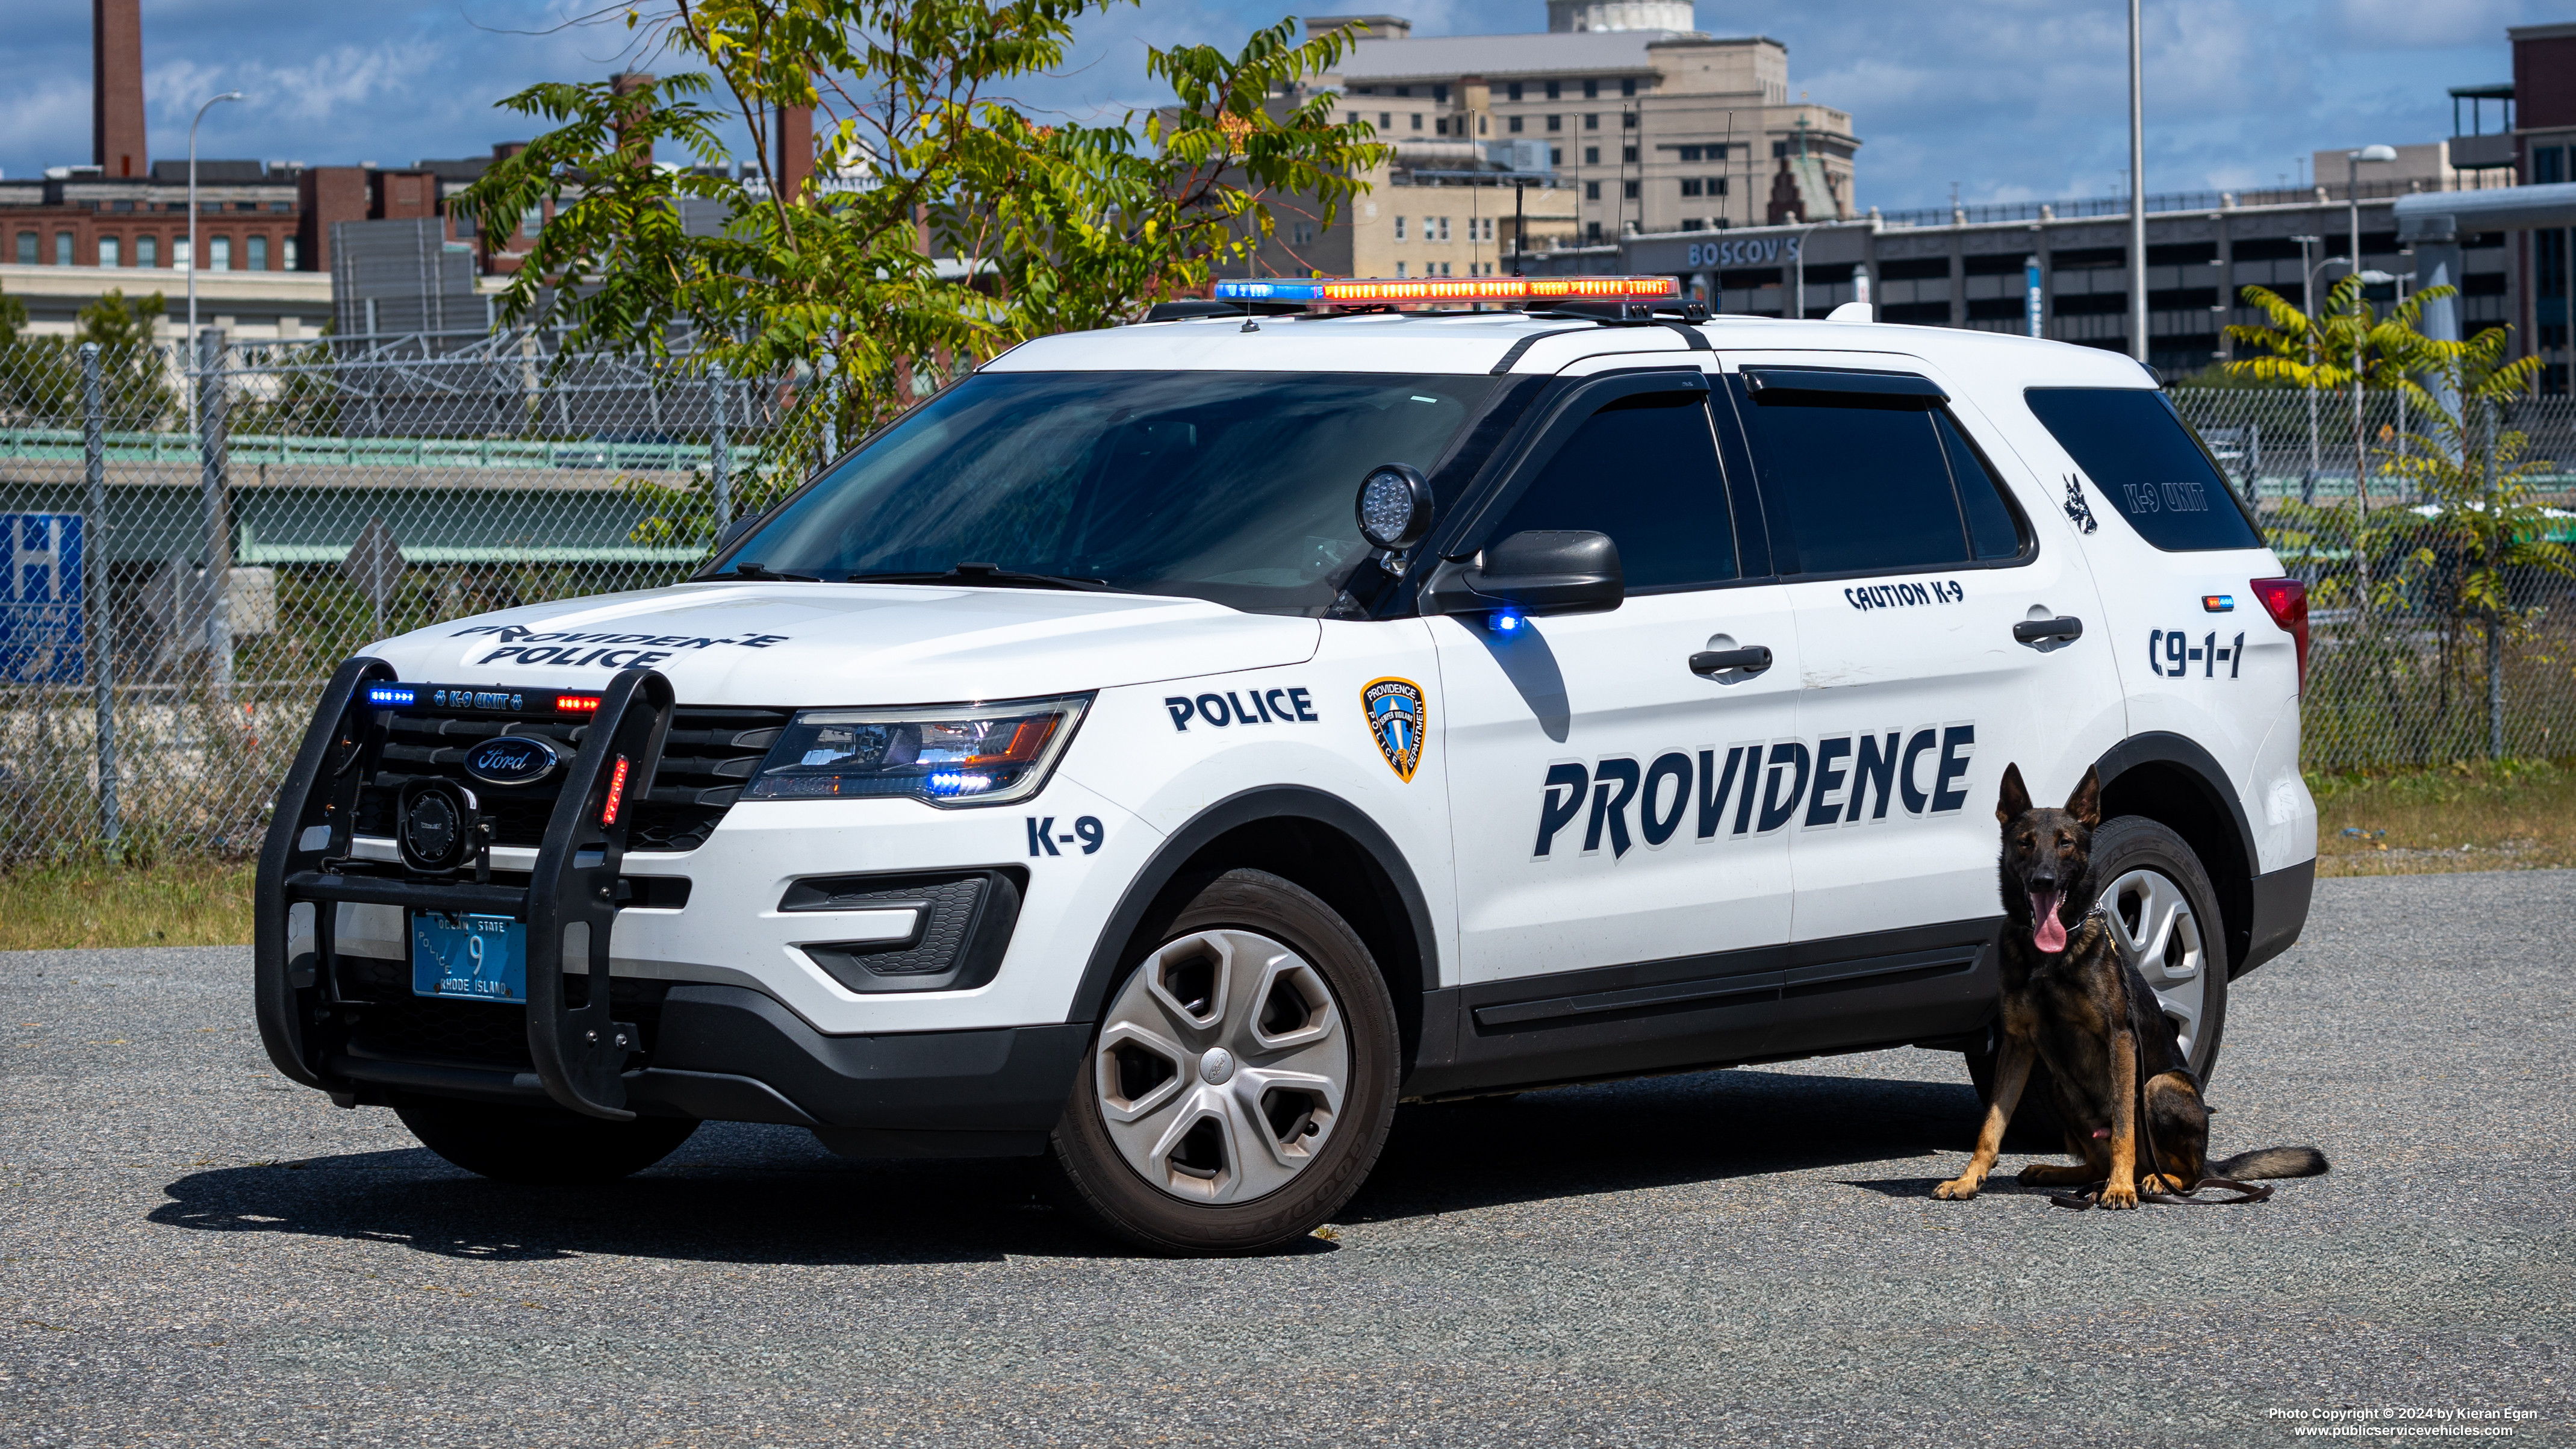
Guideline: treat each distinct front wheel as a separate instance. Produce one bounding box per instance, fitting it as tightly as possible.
[1046,868,1400,1255]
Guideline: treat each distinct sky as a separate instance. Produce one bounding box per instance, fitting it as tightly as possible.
[0,0,2557,212]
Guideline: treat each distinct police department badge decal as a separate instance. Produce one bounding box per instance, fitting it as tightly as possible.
[1361,678,1427,782]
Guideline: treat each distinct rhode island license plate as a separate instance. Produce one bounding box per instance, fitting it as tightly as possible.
[411,912,529,1003]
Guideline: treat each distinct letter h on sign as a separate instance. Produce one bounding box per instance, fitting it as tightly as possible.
[0,513,86,684]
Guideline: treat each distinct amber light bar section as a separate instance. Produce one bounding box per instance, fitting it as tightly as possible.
[1210,275,1681,307]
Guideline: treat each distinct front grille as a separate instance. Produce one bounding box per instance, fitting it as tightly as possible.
[354,704,789,853]
[337,953,674,1070]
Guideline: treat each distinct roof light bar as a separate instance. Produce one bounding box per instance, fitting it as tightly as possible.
[1210,275,1681,307]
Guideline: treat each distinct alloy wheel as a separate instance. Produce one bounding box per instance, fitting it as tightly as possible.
[2097,866,2207,1061]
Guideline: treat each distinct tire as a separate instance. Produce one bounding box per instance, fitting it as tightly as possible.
[1045,868,1401,1256]
[1965,815,2233,1148]
[395,1097,700,1185]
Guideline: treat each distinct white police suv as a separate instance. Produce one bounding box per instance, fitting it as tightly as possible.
[255,278,2317,1253]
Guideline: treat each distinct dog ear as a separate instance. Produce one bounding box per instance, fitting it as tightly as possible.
[1997,762,2030,825]
[2064,765,2101,828]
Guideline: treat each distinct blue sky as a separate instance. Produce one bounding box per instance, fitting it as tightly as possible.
[0,0,2556,211]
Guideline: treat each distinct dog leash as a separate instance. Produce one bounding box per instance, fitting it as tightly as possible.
[2046,1177,2276,1210]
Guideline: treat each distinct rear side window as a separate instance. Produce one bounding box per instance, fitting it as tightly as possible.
[1489,392,1738,590]
[1729,374,2029,578]
[2024,387,2263,552]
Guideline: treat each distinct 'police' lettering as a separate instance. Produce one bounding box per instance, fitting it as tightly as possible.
[1164,685,1322,731]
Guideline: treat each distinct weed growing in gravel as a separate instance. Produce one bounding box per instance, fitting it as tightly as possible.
[2309,757,2576,875]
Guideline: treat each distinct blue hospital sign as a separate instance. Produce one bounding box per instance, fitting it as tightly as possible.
[0,513,86,684]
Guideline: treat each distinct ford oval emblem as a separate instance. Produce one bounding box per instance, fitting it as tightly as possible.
[462,735,561,787]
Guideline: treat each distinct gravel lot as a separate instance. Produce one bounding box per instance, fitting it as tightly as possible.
[5,871,2572,1447]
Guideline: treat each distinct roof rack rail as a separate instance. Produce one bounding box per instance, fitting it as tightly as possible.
[1142,299,1308,322]
[1523,299,1710,326]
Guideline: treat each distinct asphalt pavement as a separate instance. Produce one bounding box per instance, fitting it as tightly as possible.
[5,871,2572,1447]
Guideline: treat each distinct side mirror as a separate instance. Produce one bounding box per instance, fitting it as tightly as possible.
[1421,529,1624,619]
[1355,463,1435,552]
[711,516,758,558]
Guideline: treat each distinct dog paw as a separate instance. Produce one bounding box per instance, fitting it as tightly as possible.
[2098,1182,2139,1210]
[1932,1177,1980,1201]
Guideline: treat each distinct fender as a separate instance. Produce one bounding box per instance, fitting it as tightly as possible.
[1067,785,1440,1036]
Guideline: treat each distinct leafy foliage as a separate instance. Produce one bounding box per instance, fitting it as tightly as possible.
[455,0,1384,549]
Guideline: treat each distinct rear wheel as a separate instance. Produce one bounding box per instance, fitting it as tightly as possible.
[1967,815,2232,1148]
[395,1098,699,1185]
[1047,869,1399,1255]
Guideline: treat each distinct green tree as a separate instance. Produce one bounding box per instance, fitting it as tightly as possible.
[456,1,1383,547]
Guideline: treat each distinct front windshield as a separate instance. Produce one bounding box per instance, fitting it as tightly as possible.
[724,369,1513,614]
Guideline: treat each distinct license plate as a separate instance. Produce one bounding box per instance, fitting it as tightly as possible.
[411,912,529,1003]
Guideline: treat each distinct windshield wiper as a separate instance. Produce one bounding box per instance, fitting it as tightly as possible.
[845,562,1114,592]
[721,562,821,582]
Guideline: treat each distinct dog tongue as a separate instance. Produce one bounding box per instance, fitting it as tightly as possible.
[2031,891,2067,952]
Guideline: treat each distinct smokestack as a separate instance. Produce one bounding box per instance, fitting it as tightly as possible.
[775,102,814,203]
[93,0,148,178]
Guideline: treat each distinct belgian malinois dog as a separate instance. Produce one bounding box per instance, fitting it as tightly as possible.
[1933,764,2329,1208]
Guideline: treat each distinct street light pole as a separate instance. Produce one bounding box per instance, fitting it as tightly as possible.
[185,91,246,431]
[2346,145,2397,518]
[2127,0,2148,366]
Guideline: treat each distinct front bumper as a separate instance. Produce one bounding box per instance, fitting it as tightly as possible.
[329,985,1087,1158]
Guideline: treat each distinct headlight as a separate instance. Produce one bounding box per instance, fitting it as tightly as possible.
[741,694,1091,807]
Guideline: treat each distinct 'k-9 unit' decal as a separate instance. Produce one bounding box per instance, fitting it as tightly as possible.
[1534,724,1977,859]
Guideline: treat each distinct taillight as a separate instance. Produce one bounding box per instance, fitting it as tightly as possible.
[2250,577,2308,691]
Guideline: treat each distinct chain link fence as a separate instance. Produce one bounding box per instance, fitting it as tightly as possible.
[2168,388,2576,774]
[0,329,804,864]
[0,330,2569,862]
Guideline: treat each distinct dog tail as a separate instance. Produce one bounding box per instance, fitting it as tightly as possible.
[2212,1145,2329,1179]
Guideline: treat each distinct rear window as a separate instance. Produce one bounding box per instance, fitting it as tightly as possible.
[2024,388,2263,552]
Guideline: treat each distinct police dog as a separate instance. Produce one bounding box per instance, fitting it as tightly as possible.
[1933,764,2328,1208]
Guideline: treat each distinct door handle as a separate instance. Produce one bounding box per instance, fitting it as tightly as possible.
[2013,616,2085,644]
[1690,645,1773,676]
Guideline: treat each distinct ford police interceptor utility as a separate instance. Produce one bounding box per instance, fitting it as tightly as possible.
[254,275,2317,1254]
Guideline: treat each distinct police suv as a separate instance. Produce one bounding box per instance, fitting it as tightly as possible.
[255,278,2317,1254]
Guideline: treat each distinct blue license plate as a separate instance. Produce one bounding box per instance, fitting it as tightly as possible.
[411,912,529,1003]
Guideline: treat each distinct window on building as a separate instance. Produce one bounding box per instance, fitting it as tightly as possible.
[1587,221,1602,242]
[1507,81,1524,102]
[56,231,75,266]
[1395,261,1408,277]
[1490,392,1737,591]
[1546,114,1562,132]
[1709,178,1728,196]
[1623,180,1639,200]
[1584,113,1599,131]
[99,236,121,267]
[136,234,157,267]
[1584,146,1600,165]
[173,238,191,269]
[1583,79,1599,99]
[1620,77,1637,97]
[1432,84,1448,103]
[2537,146,2567,185]
[1410,113,1423,131]
[1508,116,1524,134]
[521,206,543,238]
[16,232,35,265]
[284,237,298,270]
[1550,147,1564,165]
[1437,217,1451,242]
[1545,80,1561,100]
[1394,86,1410,97]
[1379,112,1392,128]
[1681,179,1703,198]
[1585,181,1601,201]
[1681,219,1705,232]
[249,235,269,270]
[1622,113,1637,130]
[1623,146,1637,164]
[1439,261,1452,276]
[1678,145,1700,162]
[211,235,232,270]
[1394,215,1408,241]
[1738,379,2024,576]
[1436,117,1449,135]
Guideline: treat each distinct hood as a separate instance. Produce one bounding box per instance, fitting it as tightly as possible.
[363,582,1322,705]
